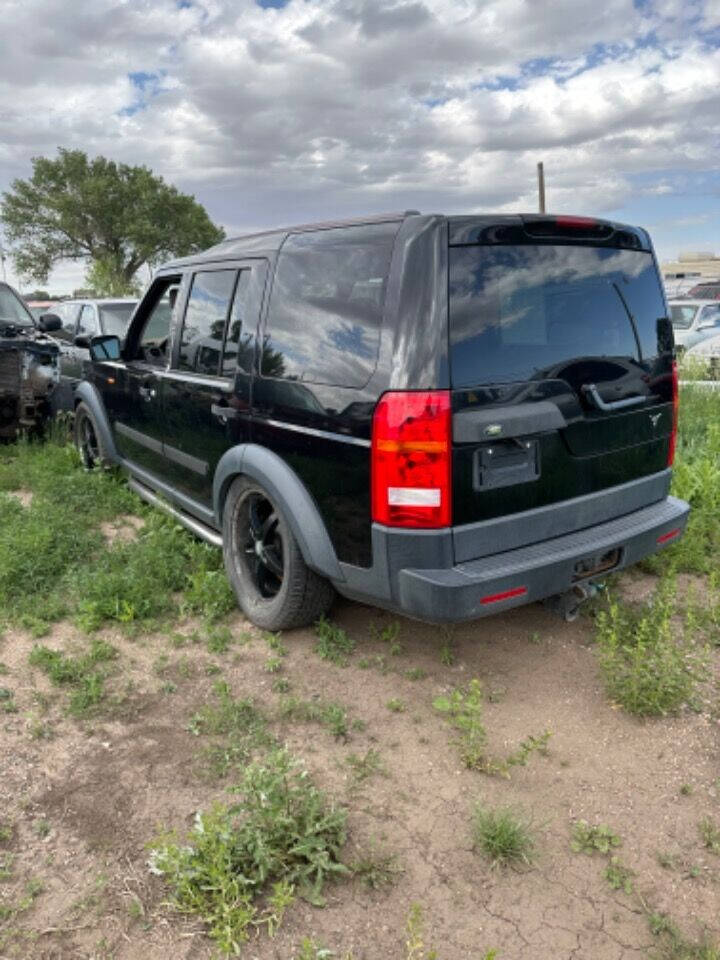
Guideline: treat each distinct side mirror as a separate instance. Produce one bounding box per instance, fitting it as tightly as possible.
[74,334,91,349]
[37,313,62,333]
[89,334,122,362]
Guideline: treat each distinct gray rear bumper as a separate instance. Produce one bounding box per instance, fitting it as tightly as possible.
[336,494,689,622]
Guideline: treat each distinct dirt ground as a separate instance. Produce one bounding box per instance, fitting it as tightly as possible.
[1,568,719,960]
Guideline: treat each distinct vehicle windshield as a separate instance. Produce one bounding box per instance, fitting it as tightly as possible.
[0,285,34,327]
[449,244,666,387]
[99,302,136,337]
[670,304,699,329]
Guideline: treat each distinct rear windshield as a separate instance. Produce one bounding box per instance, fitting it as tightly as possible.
[670,304,698,329]
[688,283,720,299]
[449,245,666,387]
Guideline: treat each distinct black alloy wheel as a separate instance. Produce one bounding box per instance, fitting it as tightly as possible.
[240,492,284,599]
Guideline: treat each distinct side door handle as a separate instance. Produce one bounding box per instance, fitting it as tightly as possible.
[139,385,156,401]
[211,403,239,423]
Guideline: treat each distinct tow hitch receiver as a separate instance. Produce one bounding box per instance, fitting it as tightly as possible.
[544,581,604,623]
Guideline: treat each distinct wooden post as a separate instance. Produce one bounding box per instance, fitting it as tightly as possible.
[537,162,546,214]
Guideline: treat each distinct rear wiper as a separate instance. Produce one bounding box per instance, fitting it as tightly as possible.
[612,281,643,362]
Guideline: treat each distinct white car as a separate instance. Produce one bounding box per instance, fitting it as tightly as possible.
[669,299,720,351]
[685,330,720,362]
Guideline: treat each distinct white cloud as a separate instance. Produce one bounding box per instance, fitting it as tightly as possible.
[0,0,719,290]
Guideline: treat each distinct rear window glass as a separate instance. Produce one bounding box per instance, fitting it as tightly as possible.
[449,245,666,388]
[262,222,397,387]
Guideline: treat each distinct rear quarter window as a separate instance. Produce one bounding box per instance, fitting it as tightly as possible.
[262,222,398,387]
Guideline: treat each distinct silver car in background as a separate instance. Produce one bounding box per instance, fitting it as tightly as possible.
[50,298,137,411]
[669,299,720,351]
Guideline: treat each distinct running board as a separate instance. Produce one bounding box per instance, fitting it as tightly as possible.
[128,478,223,548]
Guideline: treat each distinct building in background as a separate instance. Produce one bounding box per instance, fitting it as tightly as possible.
[662,251,720,297]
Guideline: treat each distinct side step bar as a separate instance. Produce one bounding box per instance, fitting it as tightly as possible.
[128,478,223,548]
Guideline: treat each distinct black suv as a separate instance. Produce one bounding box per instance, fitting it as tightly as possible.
[76,212,689,630]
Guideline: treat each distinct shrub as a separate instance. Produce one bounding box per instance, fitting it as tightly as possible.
[149,750,349,953]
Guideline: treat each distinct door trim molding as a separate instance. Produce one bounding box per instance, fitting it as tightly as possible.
[116,421,163,455]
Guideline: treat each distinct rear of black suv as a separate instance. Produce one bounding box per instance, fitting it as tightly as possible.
[352,214,688,621]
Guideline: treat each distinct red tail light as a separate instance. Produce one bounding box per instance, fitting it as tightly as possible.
[667,360,679,466]
[371,390,452,528]
[555,216,599,228]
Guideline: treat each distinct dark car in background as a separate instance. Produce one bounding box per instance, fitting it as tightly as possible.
[75,212,688,631]
[51,298,137,411]
[0,281,61,439]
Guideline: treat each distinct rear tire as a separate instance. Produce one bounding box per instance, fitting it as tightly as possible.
[74,402,109,469]
[222,476,334,630]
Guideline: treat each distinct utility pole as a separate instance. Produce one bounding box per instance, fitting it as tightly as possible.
[537,161,546,214]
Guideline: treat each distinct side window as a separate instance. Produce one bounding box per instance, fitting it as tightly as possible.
[177,270,237,376]
[55,302,81,342]
[222,270,253,376]
[129,277,181,366]
[77,304,100,337]
[262,222,398,387]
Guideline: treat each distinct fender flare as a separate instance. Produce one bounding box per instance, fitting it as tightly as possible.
[214,444,344,583]
[73,381,121,465]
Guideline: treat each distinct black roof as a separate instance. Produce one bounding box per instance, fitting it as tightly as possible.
[163,210,421,268]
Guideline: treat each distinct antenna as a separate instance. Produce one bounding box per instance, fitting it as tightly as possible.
[537,161,546,214]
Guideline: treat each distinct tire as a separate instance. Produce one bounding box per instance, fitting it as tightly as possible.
[74,401,109,469]
[222,476,335,631]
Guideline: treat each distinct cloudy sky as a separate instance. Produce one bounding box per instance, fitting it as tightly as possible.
[0,0,719,292]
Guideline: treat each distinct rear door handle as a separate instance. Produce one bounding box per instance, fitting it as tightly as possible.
[582,384,646,412]
[211,403,239,422]
[139,385,156,401]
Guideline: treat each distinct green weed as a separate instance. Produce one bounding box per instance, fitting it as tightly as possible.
[314,617,355,666]
[278,696,350,740]
[605,856,634,893]
[595,578,707,716]
[571,821,621,855]
[188,681,271,778]
[345,748,385,782]
[387,698,405,713]
[149,750,349,953]
[648,912,720,959]
[205,626,233,654]
[698,818,720,854]
[472,804,536,867]
[351,848,400,890]
[28,637,118,715]
[433,679,487,769]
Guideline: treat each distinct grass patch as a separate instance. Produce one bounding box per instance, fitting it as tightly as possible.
[643,386,720,576]
[350,848,400,890]
[278,696,350,740]
[149,749,349,953]
[345,748,385,782]
[472,803,536,867]
[649,912,720,960]
[698,818,720,854]
[28,637,118,715]
[314,617,355,666]
[188,680,271,778]
[595,577,708,716]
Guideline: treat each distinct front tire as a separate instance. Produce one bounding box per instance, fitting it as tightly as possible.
[74,402,109,469]
[222,476,334,630]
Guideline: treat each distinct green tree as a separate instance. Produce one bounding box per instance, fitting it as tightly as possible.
[1,148,225,295]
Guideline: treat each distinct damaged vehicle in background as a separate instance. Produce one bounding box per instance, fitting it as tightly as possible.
[0,281,61,440]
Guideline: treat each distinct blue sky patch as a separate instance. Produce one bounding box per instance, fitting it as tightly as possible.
[120,71,167,117]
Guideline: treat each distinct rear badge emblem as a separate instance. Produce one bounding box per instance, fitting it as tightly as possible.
[649,413,662,429]
[485,424,503,437]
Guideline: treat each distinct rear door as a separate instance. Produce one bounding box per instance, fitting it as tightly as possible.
[448,217,674,541]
